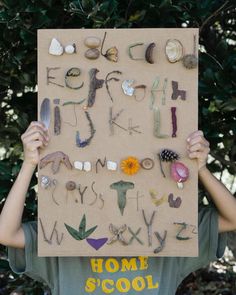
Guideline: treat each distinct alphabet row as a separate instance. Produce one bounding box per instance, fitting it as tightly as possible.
[48,33,198,69]
[46,66,187,104]
[39,215,197,254]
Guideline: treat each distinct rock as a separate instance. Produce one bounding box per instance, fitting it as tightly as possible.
[84,36,101,48]
[74,161,83,170]
[107,161,117,171]
[65,44,76,54]
[83,161,92,172]
[85,48,100,60]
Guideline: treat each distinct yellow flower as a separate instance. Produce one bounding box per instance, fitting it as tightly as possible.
[121,157,140,175]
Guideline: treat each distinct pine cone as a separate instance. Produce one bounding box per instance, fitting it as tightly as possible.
[159,149,179,162]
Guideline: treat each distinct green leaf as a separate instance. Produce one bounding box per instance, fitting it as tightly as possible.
[64,223,83,240]
[83,225,98,239]
[65,214,98,240]
[79,214,86,234]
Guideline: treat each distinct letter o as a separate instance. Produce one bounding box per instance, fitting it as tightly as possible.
[105,258,120,273]
[132,276,146,291]
[116,278,131,292]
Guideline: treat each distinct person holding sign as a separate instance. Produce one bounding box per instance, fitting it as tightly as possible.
[0,121,235,295]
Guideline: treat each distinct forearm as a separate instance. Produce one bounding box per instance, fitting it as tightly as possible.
[199,166,236,232]
[0,161,36,245]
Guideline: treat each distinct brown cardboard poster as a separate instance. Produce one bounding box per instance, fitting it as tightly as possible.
[37,28,198,257]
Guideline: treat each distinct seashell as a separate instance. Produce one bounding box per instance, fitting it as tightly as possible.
[107,161,117,171]
[66,181,76,191]
[165,39,183,63]
[65,67,84,90]
[182,54,198,69]
[85,48,100,60]
[122,80,135,96]
[40,175,51,189]
[170,161,189,189]
[84,36,101,48]
[74,161,83,170]
[83,161,92,172]
[66,67,81,77]
[65,44,76,54]
[140,158,154,170]
[49,38,63,56]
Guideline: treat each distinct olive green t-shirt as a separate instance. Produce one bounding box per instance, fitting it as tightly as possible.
[8,208,226,295]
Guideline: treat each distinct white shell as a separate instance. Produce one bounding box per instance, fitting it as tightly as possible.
[107,161,117,171]
[40,176,51,189]
[74,161,83,170]
[165,39,183,63]
[65,44,76,54]
[177,182,184,189]
[122,80,135,96]
[83,161,92,172]
[49,38,63,56]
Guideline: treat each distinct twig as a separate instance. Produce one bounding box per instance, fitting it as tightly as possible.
[200,1,230,33]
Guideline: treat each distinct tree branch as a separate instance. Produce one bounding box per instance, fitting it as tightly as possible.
[200,1,231,34]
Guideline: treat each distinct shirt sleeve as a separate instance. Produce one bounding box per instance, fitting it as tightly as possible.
[8,221,57,290]
[178,207,227,281]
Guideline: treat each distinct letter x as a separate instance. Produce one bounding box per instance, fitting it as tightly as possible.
[128,227,144,245]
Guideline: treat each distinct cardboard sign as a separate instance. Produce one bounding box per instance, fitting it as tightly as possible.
[37,28,198,257]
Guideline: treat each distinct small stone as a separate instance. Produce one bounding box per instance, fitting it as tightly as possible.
[74,161,83,170]
[65,44,76,54]
[83,161,92,172]
[107,161,117,171]
[84,36,101,48]
[49,38,63,56]
[85,48,100,60]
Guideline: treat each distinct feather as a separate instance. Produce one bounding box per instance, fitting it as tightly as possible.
[40,98,50,129]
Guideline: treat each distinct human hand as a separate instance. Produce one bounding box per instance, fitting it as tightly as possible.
[21,121,49,167]
[186,130,210,171]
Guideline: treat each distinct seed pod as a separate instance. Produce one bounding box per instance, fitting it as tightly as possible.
[182,34,198,69]
[145,42,156,64]
[140,158,154,170]
[66,181,76,191]
[182,54,198,69]
[54,106,61,135]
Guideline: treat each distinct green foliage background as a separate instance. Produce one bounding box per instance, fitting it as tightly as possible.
[0,0,235,294]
